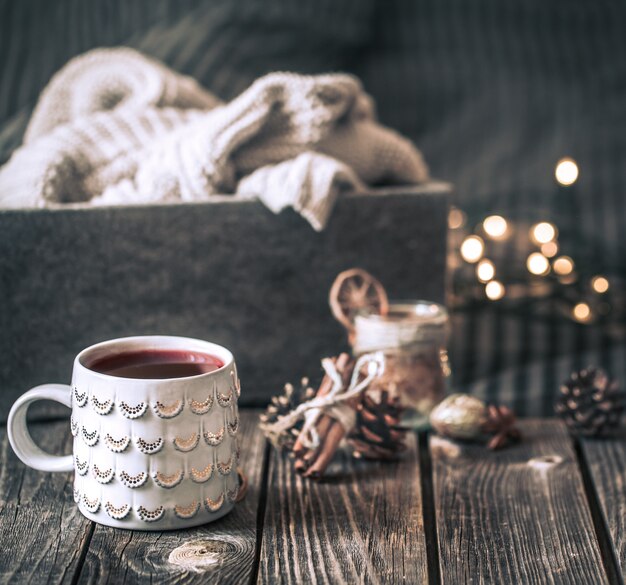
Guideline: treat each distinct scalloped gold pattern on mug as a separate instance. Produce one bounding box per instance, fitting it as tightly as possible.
[73,488,80,503]
[70,417,79,437]
[104,433,130,453]
[190,463,213,483]
[75,456,88,475]
[174,501,200,519]
[153,400,184,419]
[119,470,148,488]
[173,432,199,452]
[91,395,113,415]
[204,493,225,513]
[217,455,233,476]
[227,417,239,437]
[153,469,184,489]
[93,464,114,484]
[73,386,87,407]
[226,485,239,503]
[189,395,213,415]
[136,437,164,455]
[81,427,99,446]
[119,401,147,419]
[137,505,164,522]
[203,426,224,446]
[82,494,100,513]
[217,388,233,408]
[105,501,131,520]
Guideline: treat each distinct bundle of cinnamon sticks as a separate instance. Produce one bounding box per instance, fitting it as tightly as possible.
[292,353,355,479]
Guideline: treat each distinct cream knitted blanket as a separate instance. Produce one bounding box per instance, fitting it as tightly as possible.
[0,48,428,230]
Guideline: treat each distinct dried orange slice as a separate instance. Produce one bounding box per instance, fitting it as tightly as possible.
[329,268,389,332]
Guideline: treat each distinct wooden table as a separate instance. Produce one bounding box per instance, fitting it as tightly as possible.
[1,411,624,584]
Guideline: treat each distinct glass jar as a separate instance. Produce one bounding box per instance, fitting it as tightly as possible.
[352,300,450,428]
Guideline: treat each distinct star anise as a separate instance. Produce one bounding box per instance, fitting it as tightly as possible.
[482,405,521,450]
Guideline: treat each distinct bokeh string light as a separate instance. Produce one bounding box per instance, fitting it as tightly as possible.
[447,158,621,328]
[527,253,550,276]
[485,280,505,300]
[591,276,609,294]
[553,256,574,276]
[530,222,557,245]
[476,259,495,282]
[482,215,508,239]
[460,235,484,263]
[573,302,592,322]
[541,241,558,258]
[448,207,466,230]
[449,213,617,325]
[555,158,579,186]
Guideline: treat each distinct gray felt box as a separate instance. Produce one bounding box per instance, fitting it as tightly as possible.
[0,182,450,420]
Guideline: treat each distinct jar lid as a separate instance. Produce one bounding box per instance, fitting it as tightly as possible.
[353,300,448,353]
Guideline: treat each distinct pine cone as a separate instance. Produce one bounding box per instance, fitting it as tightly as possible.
[555,367,625,437]
[260,378,316,449]
[349,390,407,459]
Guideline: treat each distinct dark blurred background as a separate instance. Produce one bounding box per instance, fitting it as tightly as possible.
[1,0,624,414]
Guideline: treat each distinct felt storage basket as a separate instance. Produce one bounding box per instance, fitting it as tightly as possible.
[0,182,450,420]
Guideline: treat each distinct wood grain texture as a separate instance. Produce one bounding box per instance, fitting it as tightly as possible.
[0,421,92,584]
[77,410,266,584]
[259,433,428,584]
[431,419,608,584]
[580,432,626,580]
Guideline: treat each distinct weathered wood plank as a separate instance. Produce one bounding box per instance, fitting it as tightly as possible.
[580,432,626,581]
[431,419,608,584]
[259,433,428,584]
[0,421,93,584]
[78,410,266,584]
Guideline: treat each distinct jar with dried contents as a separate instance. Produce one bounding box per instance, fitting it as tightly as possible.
[352,301,450,428]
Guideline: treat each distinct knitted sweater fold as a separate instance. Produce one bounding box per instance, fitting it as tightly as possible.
[0,47,428,229]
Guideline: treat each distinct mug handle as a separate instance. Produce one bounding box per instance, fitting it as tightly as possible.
[8,384,74,472]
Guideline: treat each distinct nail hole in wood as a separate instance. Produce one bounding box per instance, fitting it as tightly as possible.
[528,455,563,469]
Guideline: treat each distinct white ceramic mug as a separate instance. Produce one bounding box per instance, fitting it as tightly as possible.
[7,336,241,531]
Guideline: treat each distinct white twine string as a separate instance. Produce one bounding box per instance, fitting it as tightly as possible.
[263,353,384,449]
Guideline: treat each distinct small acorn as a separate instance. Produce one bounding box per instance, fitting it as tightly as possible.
[429,394,487,440]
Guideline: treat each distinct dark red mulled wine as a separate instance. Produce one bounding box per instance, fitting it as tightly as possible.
[88,349,224,379]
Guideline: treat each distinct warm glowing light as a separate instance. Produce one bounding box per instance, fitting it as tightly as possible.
[591,276,609,294]
[553,256,574,276]
[476,259,495,282]
[485,280,505,300]
[541,241,558,258]
[483,215,508,239]
[527,252,550,275]
[559,273,578,285]
[555,158,579,186]
[448,207,466,229]
[460,235,484,263]
[573,302,591,322]
[530,222,557,245]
